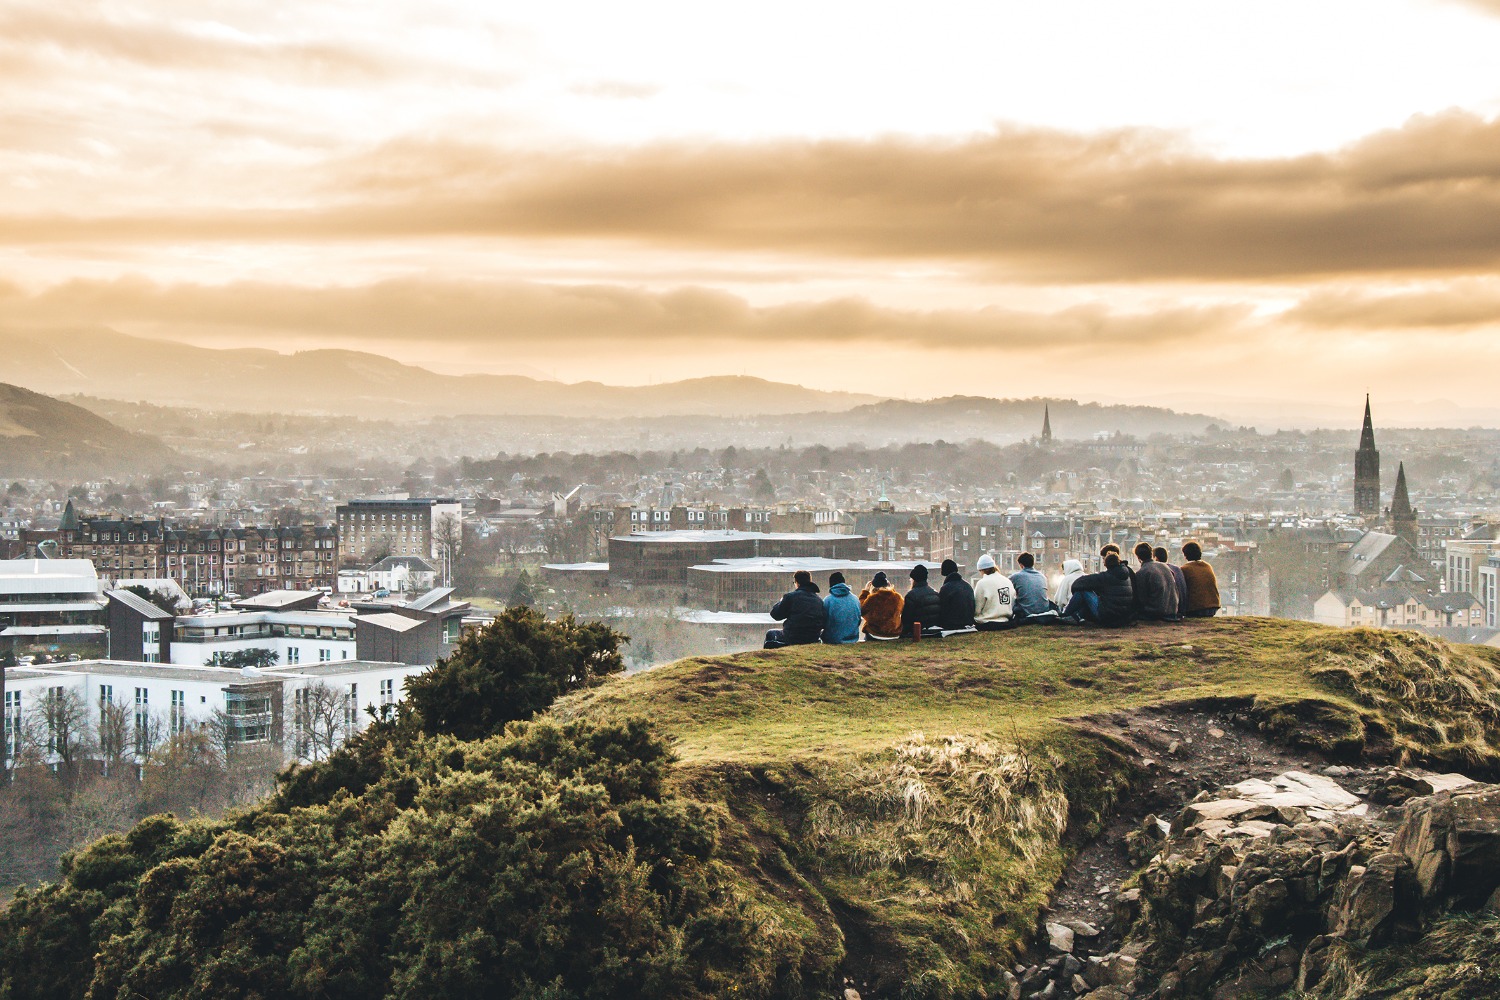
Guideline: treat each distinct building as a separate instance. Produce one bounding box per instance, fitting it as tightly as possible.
[1387,463,1419,550]
[1333,531,1424,591]
[368,555,438,594]
[0,559,107,660]
[1314,588,1485,630]
[1354,395,1381,517]
[336,498,461,566]
[854,503,954,566]
[1444,524,1498,596]
[2,657,426,768]
[687,556,921,612]
[1479,555,1499,628]
[606,530,869,591]
[351,588,474,665]
[105,590,357,666]
[29,505,339,596]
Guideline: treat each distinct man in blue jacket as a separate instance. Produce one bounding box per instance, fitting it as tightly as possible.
[822,571,861,644]
[1010,552,1052,617]
[765,570,827,648]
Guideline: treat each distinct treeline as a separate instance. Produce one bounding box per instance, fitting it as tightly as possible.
[0,609,829,1000]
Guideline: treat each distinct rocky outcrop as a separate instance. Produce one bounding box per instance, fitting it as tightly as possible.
[1095,770,1500,999]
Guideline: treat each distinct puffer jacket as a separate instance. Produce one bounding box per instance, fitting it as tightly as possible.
[770,584,826,644]
[859,586,904,638]
[938,572,976,629]
[901,583,941,636]
[823,582,862,644]
[1070,563,1136,626]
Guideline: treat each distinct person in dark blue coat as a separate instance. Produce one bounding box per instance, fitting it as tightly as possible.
[822,572,862,644]
[765,570,827,648]
[900,563,941,636]
[937,558,976,630]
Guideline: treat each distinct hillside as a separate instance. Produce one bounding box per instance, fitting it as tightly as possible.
[0,327,878,417]
[0,382,175,477]
[833,395,1218,442]
[7,620,1500,999]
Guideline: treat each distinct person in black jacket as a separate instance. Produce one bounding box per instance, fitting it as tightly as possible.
[1063,552,1136,626]
[937,558,976,630]
[766,570,827,647]
[900,563,941,637]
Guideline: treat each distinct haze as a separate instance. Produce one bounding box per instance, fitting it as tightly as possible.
[4,0,1500,413]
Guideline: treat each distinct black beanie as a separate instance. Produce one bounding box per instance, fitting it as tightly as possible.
[910,564,928,582]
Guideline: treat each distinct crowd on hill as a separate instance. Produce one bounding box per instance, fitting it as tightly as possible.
[764,541,1221,647]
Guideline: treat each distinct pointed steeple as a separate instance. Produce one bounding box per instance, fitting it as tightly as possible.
[1359,394,1376,451]
[59,498,79,532]
[1041,404,1053,444]
[1389,461,1418,548]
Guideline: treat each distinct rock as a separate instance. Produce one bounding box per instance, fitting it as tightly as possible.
[1084,989,1131,1000]
[1026,981,1057,1000]
[844,989,861,1000]
[1102,953,1137,986]
[1240,878,1289,932]
[1061,954,1084,978]
[1330,852,1416,946]
[1297,934,1335,990]
[1072,973,1090,994]
[1207,726,1225,738]
[1112,888,1142,927]
[1180,799,1275,825]
[1046,921,1075,954]
[1323,765,1355,777]
[1392,784,1500,908]
[998,969,1022,1000]
[1060,918,1100,940]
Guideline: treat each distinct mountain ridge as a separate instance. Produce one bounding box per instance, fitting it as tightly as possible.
[0,382,175,477]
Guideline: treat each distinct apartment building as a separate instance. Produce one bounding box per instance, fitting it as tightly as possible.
[1314,588,1485,630]
[336,498,460,566]
[0,559,107,660]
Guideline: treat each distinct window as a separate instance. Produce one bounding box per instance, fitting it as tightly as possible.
[4,689,20,761]
[346,684,358,730]
[319,648,331,662]
[170,690,186,735]
[134,687,149,748]
[380,679,395,708]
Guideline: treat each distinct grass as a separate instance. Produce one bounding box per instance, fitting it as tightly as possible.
[552,618,1500,998]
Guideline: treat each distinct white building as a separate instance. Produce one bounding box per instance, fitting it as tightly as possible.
[3,657,428,767]
[167,609,358,666]
[0,559,106,659]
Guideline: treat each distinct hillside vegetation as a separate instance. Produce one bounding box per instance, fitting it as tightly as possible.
[5,618,1500,999]
[0,382,174,476]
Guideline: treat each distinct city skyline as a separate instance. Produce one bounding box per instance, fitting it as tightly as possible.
[4,1,1500,408]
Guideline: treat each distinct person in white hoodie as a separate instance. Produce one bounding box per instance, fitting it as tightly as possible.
[1053,558,1085,608]
[972,553,1017,629]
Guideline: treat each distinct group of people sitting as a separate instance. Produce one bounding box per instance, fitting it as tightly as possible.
[764,541,1221,647]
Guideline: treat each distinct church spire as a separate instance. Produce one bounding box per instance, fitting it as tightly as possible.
[1041,404,1052,444]
[1389,461,1418,547]
[1354,395,1381,517]
[1359,393,1376,451]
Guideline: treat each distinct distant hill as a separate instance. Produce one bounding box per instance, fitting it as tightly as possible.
[830,395,1217,442]
[0,327,879,418]
[0,382,175,477]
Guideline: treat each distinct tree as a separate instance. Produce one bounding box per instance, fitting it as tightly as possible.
[402,606,626,741]
[752,467,777,501]
[97,699,133,776]
[508,569,536,608]
[212,648,279,669]
[124,584,184,615]
[434,512,464,588]
[5,481,25,498]
[35,688,94,784]
[290,682,353,763]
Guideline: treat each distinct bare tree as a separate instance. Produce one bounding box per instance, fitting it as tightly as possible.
[434,512,464,588]
[140,729,231,818]
[37,687,95,784]
[97,699,132,777]
[290,682,353,763]
[132,708,167,763]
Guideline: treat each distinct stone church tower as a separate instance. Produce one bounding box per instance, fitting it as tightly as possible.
[1389,462,1418,549]
[1354,395,1381,517]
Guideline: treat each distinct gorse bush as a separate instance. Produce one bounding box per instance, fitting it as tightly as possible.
[0,718,822,1000]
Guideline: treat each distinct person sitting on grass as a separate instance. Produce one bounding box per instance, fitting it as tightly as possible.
[1132,541,1180,621]
[823,571,862,644]
[859,571,904,639]
[901,563,941,637]
[938,558,976,630]
[973,553,1016,629]
[1052,558,1085,608]
[1063,551,1136,626]
[1010,551,1052,617]
[1156,545,1188,613]
[765,569,826,648]
[1180,540,1222,617]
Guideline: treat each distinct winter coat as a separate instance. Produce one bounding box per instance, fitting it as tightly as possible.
[938,572,977,630]
[1053,559,1084,606]
[900,582,941,636]
[1166,562,1189,612]
[770,584,826,644]
[1134,561,1180,619]
[823,582,862,644]
[973,571,1016,622]
[1010,567,1051,615]
[1182,559,1221,613]
[859,585,904,638]
[1070,563,1136,626]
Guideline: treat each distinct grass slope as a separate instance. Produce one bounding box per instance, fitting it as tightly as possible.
[556,618,1500,997]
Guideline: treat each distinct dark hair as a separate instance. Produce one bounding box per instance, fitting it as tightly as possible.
[940,559,958,576]
[1182,541,1203,561]
[871,571,890,588]
[829,571,846,586]
[793,570,812,587]
[910,564,928,582]
[1133,542,1154,562]
[1017,552,1035,569]
[1153,546,1169,562]
[1100,543,1120,557]
[1104,552,1121,569]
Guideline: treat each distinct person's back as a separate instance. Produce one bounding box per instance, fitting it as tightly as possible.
[860,573,904,637]
[769,572,826,645]
[1053,558,1084,607]
[1156,546,1188,613]
[972,554,1016,623]
[1179,541,1221,617]
[823,573,861,644]
[901,565,941,636]
[1070,554,1136,626]
[937,558,976,629]
[1132,543,1179,620]
[1009,553,1050,615]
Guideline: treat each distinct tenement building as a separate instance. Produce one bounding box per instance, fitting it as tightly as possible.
[336,497,461,566]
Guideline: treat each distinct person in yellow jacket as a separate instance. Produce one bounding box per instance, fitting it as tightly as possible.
[1179,540,1221,617]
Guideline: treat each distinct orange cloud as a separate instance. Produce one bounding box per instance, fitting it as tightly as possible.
[1287,281,1500,329]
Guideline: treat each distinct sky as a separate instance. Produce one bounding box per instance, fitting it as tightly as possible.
[4,0,1500,418]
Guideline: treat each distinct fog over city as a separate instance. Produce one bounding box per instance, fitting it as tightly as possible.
[4,4,1500,998]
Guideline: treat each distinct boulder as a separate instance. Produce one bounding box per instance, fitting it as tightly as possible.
[1392,784,1500,908]
[1045,921,1075,954]
[1328,852,1416,947]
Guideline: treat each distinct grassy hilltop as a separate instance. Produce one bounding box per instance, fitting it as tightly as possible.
[5,617,1500,1000]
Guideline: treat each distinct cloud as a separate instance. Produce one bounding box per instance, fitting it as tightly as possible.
[568,80,661,100]
[0,275,1251,351]
[4,113,1500,282]
[1287,280,1500,329]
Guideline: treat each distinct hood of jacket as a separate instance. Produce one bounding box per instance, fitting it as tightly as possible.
[1063,558,1083,574]
[829,582,852,597]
